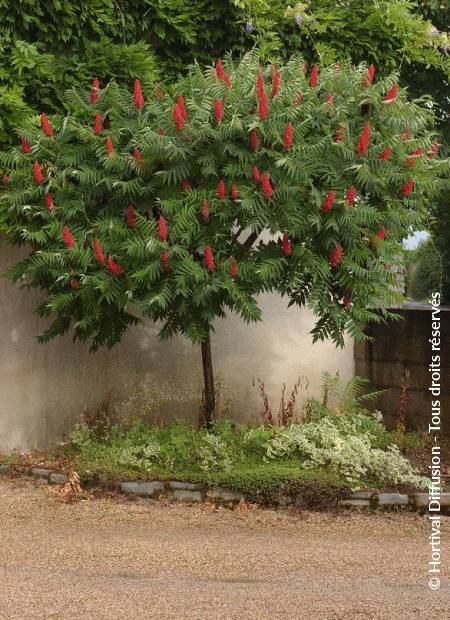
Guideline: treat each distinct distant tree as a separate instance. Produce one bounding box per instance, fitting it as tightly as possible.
[0,54,447,424]
[406,238,442,301]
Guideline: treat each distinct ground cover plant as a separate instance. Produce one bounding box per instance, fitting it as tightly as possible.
[0,53,447,426]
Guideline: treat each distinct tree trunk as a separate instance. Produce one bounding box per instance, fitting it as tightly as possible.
[201,331,215,428]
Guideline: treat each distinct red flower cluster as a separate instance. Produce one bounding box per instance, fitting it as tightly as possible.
[271,72,281,97]
[261,173,273,198]
[2,175,9,184]
[366,64,375,85]
[105,136,114,156]
[282,233,292,257]
[45,193,54,211]
[133,148,142,161]
[41,113,53,138]
[252,165,261,183]
[329,244,344,267]
[250,128,259,151]
[33,161,43,184]
[107,256,123,276]
[346,186,356,207]
[21,137,32,154]
[215,60,231,88]
[256,73,264,98]
[326,95,334,108]
[90,78,100,104]
[126,204,136,228]
[94,114,102,136]
[309,65,319,88]
[380,145,391,161]
[133,79,144,110]
[406,149,423,167]
[181,178,192,192]
[357,122,370,157]
[201,200,209,222]
[231,184,239,201]
[214,99,224,123]
[173,95,188,131]
[204,246,215,271]
[158,215,167,241]
[283,122,294,149]
[230,257,238,279]
[95,240,105,265]
[70,278,80,289]
[259,92,268,121]
[63,226,75,249]
[400,179,414,196]
[321,191,335,212]
[161,250,170,272]
[376,228,386,240]
[217,179,226,199]
[384,84,398,102]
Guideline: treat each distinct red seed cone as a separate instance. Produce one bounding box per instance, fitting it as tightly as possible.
[21,137,32,154]
[107,256,123,276]
[230,257,238,279]
[329,244,344,267]
[204,245,215,271]
[181,179,192,192]
[259,92,268,120]
[357,122,370,157]
[216,59,225,80]
[161,250,170,272]
[90,78,100,104]
[231,184,239,201]
[201,200,209,222]
[261,173,273,198]
[380,145,391,161]
[376,228,386,240]
[214,99,224,123]
[366,65,375,85]
[346,186,356,207]
[33,161,43,184]
[217,179,226,199]
[94,240,105,265]
[384,84,398,102]
[62,226,75,249]
[282,233,292,257]
[173,104,184,131]
[271,72,281,97]
[158,215,167,241]
[70,278,80,289]
[256,73,264,98]
[126,204,137,228]
[252,165,261,183]
[177,95,188,121]
[133,79,144,110]
[283,122,294,149]
[41,113,53,138]
[94,114,102,136]
[309,65,319,88]
[45,193,54,211]
[133,148,142,161]
[105,136,114,156]
[223,73,232,89]
[321,191,335,212]
[400,179,414,196]
[2,175,9,184]
[250,128,259,151]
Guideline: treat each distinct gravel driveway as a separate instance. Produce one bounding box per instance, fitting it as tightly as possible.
[0,477,448,619]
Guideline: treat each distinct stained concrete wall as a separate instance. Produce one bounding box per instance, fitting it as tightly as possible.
[355,305,450,437]
[0,240,354,451]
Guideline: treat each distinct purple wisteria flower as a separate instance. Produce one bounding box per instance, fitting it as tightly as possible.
[245,20,253,34]
[295,14,303,27]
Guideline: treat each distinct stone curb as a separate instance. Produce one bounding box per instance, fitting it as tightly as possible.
[1,465,449,511]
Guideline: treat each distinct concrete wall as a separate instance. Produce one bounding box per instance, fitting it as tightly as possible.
[0,240,354,451]
[355,305,450,437]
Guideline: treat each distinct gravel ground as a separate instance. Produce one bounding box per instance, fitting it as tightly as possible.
[0,477,448,619]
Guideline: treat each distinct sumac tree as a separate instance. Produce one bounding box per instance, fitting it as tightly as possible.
[0,53,447,425]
